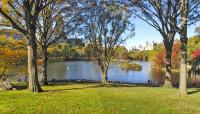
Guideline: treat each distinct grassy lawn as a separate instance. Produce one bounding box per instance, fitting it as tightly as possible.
[0,83,200,114]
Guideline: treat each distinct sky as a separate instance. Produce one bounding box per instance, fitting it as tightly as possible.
[124,17,200,50]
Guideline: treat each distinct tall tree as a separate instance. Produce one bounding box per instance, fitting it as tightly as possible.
[174,0,200,95]
[0,0,52,92]
[82,1,134,83]
[131,0,180,87]
[37,1,64,85]
[37,0,82,85]
[178,0,189,96]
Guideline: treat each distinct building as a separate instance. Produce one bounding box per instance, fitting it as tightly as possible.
[144,41,154,51]
[132,41,157,51]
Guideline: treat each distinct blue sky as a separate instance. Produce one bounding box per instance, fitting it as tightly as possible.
[124,18,200,50]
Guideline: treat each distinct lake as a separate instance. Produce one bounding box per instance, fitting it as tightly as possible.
[39,61,200,84]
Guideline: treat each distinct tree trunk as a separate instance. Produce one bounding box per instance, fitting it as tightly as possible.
[179,0,188,96]
[42,47,48,85]
[163,50,173,87]
[27,40,42,92]
[100,63,109,84]
[102,70,108,84]
[179,35,188,96]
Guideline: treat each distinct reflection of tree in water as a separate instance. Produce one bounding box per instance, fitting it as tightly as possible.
[150,68,179,85]
[150,66,200,85]
[150,68,165,84]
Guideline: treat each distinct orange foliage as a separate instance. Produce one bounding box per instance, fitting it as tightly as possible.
[37,59,43,65]
[154,41,180,69]
[0,47,27,76]
[171,41,180,69]
[155,48,165,68]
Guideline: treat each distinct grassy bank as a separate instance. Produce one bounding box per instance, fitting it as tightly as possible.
[0,83,200,114]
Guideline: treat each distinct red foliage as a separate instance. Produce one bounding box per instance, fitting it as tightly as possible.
[154,41,180,69]
[155,48,165,67]
[171,41,180,68]
[192,49,200,60]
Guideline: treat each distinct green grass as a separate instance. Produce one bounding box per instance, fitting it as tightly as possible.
[0,83,200,114]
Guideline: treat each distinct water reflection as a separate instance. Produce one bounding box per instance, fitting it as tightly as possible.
[44,61,199,84]
[9,61,200,84]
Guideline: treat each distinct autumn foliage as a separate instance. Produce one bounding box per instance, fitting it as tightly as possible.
[171,41,181,68]
[0,37,27,80]
[192,49,200,60]
[155,48,165,68]
[191,49,200,71]
[154,41,180,69]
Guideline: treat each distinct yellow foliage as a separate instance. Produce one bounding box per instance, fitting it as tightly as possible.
[0,47,27,76]
[0,0,14,13]
[37,59,43,65]
[0,36,27,77]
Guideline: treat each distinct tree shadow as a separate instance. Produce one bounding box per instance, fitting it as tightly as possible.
[44,84,102,92]
[12,83,28,90]
[11,80,162,92]
[44,83,160,93]
[47,82,95,86]
[188,89,200,95]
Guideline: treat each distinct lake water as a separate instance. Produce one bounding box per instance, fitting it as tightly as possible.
[41,61,200,84]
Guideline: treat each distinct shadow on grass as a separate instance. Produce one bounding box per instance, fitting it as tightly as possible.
[44,84,101,92]
[47,82,97,86]
[44,83,160,93]
[12,82,28,90]
[188,89,200,95]
[12,82,200,95]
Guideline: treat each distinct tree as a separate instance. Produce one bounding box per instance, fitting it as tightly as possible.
[36,1,64,85]
[114,46,129,60]
[47,43,78,60]
[36,0,82,85]
[171,41,181,69]
[192,49,200,60]
[84,45,94,60]
[0,48,26,81]
[153,41,180,69]
[0,0,52,92]
[172,0,200,95]
[188,36,200,61]
[155,48,166,68]
[191,49,200,74]
[178,0,189,96]
[82,1,134,83]
[131,0,180,87]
